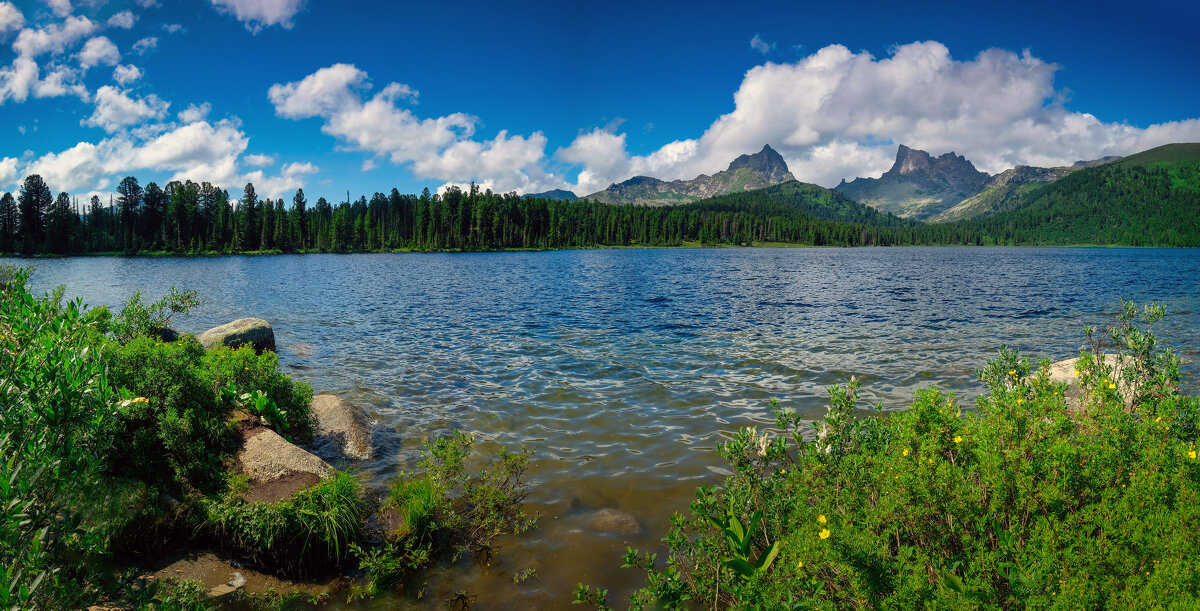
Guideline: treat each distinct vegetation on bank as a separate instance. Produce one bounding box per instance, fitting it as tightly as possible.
[0,146,1196,257]
[0,265,534,609]
[575,301,1200,609]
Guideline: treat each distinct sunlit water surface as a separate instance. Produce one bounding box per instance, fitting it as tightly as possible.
[29,247,1200,608]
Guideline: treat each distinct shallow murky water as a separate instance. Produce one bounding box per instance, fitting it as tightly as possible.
[29,247,1200,607]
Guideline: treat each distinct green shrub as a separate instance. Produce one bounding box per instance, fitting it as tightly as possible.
[355,433,536,595]
[205,345,315,441]
[0,269,123,608]
[201,471,365,576]
[582,303,1200,609]
[103,336,232,492]
[106,286,199,344]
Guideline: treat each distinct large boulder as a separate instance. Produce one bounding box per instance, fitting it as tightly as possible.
[198,318,276,353]
[235,422,333,503]
[1041,353,1134,412]
[310,394,373,461]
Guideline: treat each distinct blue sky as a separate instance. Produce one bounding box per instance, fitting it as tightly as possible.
[1,0,1198,204]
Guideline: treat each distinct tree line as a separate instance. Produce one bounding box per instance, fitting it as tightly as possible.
[1,164,1196,255]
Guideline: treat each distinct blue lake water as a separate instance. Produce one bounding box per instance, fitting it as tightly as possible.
[27,247,1200,607]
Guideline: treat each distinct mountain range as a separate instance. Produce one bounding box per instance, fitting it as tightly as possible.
[835,145,1123,220]
[580,145,796,206]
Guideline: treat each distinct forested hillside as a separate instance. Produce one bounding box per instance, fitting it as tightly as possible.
[1,144,1197,255]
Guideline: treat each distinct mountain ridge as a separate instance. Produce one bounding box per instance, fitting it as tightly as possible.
[583,145,796,206]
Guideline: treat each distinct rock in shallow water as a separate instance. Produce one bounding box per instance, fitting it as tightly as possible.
[310,394,373,461]
[586,508,643,535]
[198,318,275,353]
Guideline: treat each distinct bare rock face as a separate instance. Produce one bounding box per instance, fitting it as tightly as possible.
[198,318,276,353]
[586,508,643,535]
[310,394,373,461]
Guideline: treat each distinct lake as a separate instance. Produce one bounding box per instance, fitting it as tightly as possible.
[27,247,1200,608]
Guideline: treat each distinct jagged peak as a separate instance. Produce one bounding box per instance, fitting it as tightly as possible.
[728,144,789,174]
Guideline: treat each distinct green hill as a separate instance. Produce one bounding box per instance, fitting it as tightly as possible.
[961,146,1200,246]
[687,180,915,228]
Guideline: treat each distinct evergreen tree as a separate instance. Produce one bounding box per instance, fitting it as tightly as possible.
[116,176,141,250]
[0,192,16,252]
[17,174,52,254]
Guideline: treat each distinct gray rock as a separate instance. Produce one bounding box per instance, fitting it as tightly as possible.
[236,427,332,491]
[310,394,373,461]
[587,508,642,535]
[198,318,275,353]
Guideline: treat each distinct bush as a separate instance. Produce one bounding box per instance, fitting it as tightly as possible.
[0,269,123,608]
[103,336,233,493]
[582,303,1200,609]
[354,433,536,595]
[205,345,315,442]
[105,286,199,344]
[201,471,366,576]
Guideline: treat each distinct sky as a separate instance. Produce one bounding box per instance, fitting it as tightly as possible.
[1,0,1198,204]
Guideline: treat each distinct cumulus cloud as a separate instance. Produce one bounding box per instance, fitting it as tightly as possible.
[243,160,318,199]
[132,36,156,54]
[112,63,141,84]
[0,56,40,103]
[161,22,183,33]
[82,85,168,132]
[12,15,97,57]
[18,117,251,193]
[269,63,556,193]
[76,35,119,70]
[559,41,1200,191]
[750,34,774,54]
[106,10,135,28]
[34,63,86,99]
[0,156,17,187]
[243,153,274,166]
[177,101,210,122]
[210,0,304,32]
[135,0,160,7]
[44,0,72,18]
[0,2,25,34]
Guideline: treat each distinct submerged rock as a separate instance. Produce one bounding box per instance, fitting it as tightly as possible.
[310,394,373,461]
[198,318,275,353]
[586,508,643,535]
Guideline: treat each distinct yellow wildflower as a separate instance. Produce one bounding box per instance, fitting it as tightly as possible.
[1008,370,1016,376]
[1155,416,1162,423]
[954,436,963,444]
[1073,370,1079,377]
[797,560,804,569]
[1190,450,1197,460]
[1108,383,1116,390]
[819,528,831,540]
[817,514,827,525]
[902,448,909,457]
[1017,398,1023,404]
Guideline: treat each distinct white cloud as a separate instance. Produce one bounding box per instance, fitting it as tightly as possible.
[34,63,86,99]
[161,22,183,33]
[750,34,774,54]
[135,0,159,8]
[243,153,274,166]
[243,160,317,199]
[76,35,119,69]
[44,0,72,18]
[112,63,141,84]
[177,101,210,122]
[82,85,168,132]
[210,0,304,32]
[0,2,25,34]
[360,158,376,172]
[132,36,156,54]
[0,156,18,188]
[0,56,40,103]
[558,41,1200,191]
[12,15,97,57]
[269,63,556,193]
[106,10,135,28]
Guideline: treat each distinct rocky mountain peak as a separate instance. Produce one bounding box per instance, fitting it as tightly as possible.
[727,144,793,182]
[884,144,989,192]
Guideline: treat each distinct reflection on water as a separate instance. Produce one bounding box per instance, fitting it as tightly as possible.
[29,247,1200,607]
